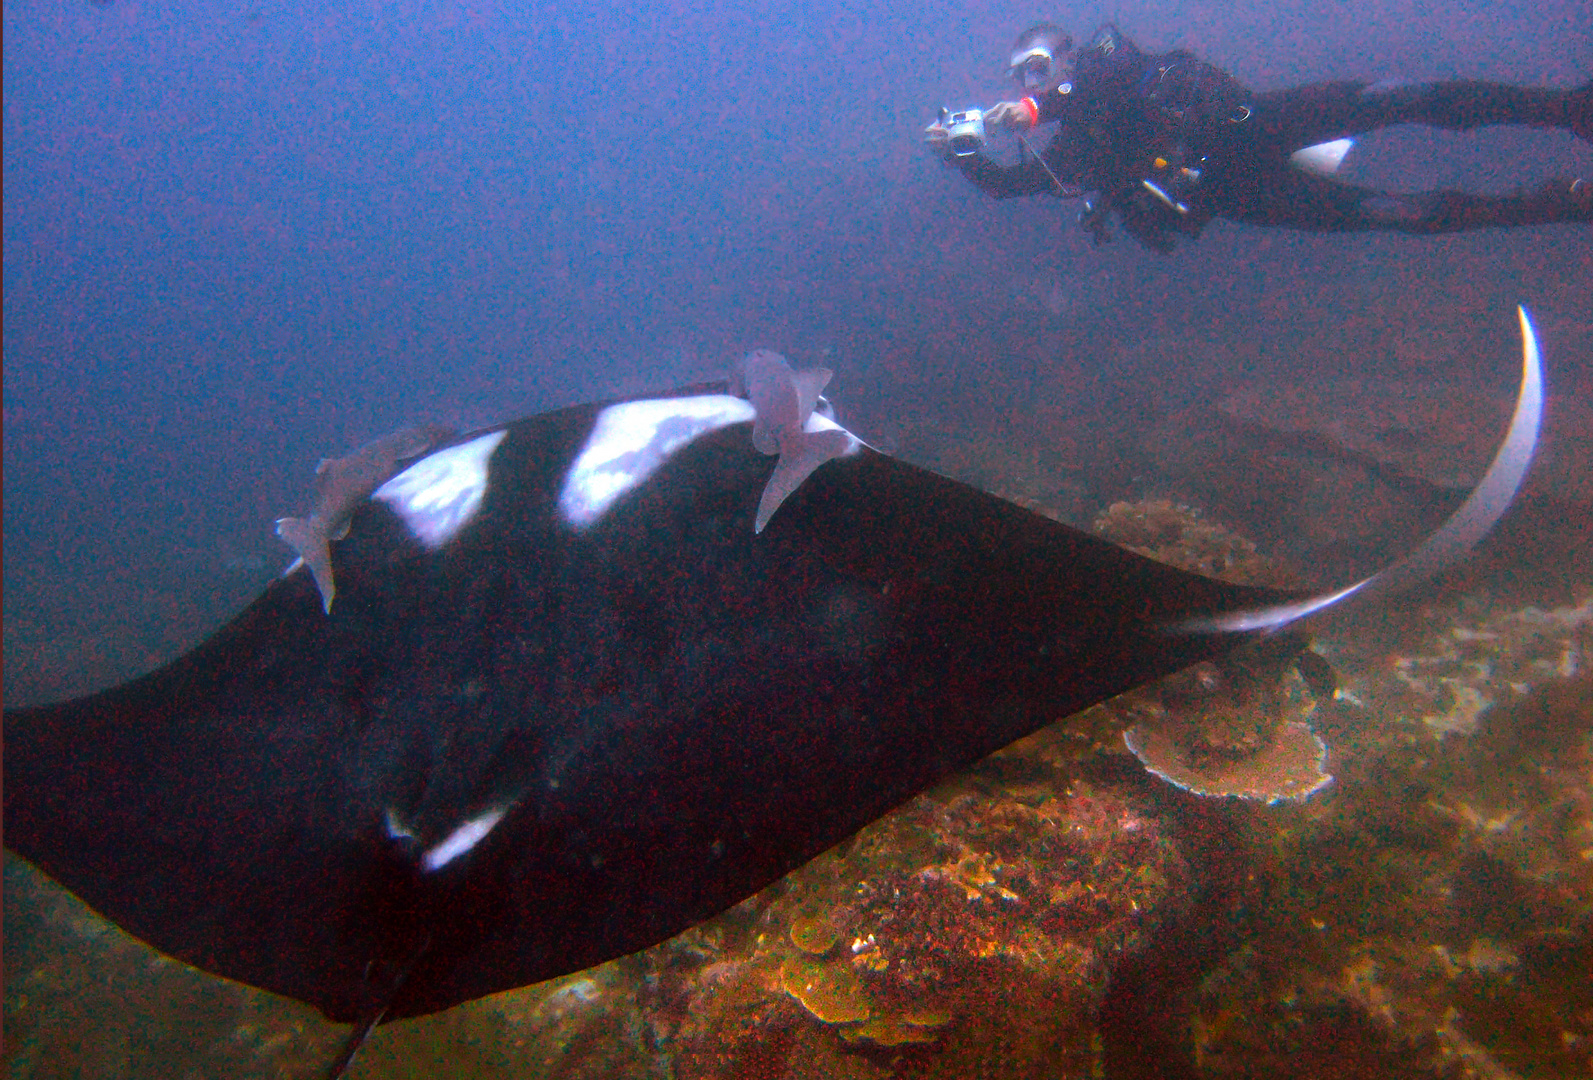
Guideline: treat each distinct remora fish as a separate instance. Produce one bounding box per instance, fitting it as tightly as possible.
[731,348,855,532]
[1,311,1543,1068]
[276,424,455,613]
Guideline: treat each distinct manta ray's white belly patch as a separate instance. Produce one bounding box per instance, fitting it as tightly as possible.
[376,430,508,549]
[558,395,756,529]
[421,807,508,873]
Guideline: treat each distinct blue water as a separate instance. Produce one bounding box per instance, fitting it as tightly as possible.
[3,2,1592,1075]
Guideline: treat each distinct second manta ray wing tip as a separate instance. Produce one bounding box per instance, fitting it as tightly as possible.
[1178,304,1545,634]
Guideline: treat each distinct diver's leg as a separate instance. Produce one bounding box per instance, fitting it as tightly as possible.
[1355,177,1593,234]
[1214,167,1592,233]
[1210,167,1388,230]
[1248,79,1592,150]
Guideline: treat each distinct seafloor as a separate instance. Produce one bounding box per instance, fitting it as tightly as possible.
[5,322,1592,1080]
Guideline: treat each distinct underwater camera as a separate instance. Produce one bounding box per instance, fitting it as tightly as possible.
[939,106,986,157]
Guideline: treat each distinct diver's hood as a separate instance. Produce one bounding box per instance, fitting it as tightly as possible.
[1009,24,1074,89]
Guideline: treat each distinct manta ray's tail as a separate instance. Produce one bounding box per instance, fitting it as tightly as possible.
[1179,304,1545,633]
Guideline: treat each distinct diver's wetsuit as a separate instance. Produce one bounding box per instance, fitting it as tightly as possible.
[956,25,1593,252]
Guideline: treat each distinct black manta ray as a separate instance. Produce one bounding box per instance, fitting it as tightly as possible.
[2,312,1543,1070]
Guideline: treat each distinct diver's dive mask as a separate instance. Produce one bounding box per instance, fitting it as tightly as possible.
[1011,46,1055,89]
[1008,25,1073,90]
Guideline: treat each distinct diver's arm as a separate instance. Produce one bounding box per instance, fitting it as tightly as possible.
[925,112,1059,197]
[985,98,1041,131]
[986,91,1083,129]
[953,153,1060,198]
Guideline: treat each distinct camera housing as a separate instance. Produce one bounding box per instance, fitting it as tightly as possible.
[939,106,986,157]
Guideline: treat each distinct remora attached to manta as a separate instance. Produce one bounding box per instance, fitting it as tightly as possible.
[2,310,1545,1063]
[276,424,456,613]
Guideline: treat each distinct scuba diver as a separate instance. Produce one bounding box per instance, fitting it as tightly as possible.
[926,24,1593,253]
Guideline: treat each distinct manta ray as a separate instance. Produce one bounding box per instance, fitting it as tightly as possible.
[1,311,1544,1073]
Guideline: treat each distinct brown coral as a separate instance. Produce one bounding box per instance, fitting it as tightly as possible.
[1092,497,1303,589]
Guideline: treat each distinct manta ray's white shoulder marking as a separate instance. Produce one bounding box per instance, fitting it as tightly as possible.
[375,430,508,549]
[558,395,755,530]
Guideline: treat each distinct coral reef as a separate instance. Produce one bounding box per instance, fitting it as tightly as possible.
[1191,590,1593,1078]
[1091,498,1332,803]
[1092,497,1304,591]
[646,752,1193,1079]
[1124,714,1330,803]
[1391,597,1592,738]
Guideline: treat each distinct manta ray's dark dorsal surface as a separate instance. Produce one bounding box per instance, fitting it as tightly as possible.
[2,319,1543,1035]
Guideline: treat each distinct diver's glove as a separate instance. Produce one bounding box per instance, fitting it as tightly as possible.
[1078,196,1113,245]
[922,118,953,155]
[984,98,1040,131]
